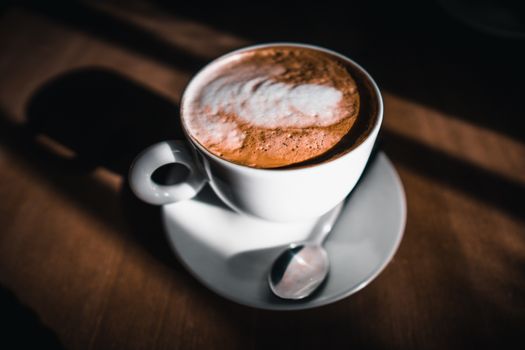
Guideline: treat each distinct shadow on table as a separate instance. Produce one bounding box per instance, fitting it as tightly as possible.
[0,284,64,349]
[0,68,198,282]
[24,68,205,275]
[25,67,184,175]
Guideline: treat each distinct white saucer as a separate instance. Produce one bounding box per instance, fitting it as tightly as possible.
[162,152,406,310]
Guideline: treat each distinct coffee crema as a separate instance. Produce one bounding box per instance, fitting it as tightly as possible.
[183,46,363,168]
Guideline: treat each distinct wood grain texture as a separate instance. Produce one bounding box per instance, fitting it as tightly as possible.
[0,2,523,349]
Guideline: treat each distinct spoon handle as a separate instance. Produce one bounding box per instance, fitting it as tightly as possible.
[310,201,344,245]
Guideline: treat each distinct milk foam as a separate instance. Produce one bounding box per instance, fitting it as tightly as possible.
[183,47,361,168]
[187,64,345,151]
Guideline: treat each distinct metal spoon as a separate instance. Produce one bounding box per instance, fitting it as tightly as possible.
[268,201,344,300]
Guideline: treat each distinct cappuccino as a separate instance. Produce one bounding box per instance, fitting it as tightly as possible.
[182,46,373,168]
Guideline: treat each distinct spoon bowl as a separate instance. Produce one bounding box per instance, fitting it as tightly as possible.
[269,243,330,300]
[268,202,344,300]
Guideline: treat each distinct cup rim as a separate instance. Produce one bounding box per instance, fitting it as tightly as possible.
[180,42,384,173]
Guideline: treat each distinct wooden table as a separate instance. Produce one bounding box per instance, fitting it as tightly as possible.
[1,2,523,349]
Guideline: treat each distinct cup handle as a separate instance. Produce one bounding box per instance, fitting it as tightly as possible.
[129,140,207,205]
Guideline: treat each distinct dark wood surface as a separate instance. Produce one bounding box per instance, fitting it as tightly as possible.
[0,2,523,349]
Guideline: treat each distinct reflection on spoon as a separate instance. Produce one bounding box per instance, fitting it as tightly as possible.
[268,201,344,300]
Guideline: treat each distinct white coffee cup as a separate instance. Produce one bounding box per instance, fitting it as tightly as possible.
[129,43,383,222]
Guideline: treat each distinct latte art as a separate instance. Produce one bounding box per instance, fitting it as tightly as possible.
[195,64,346,150]
[183,46,361,168]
